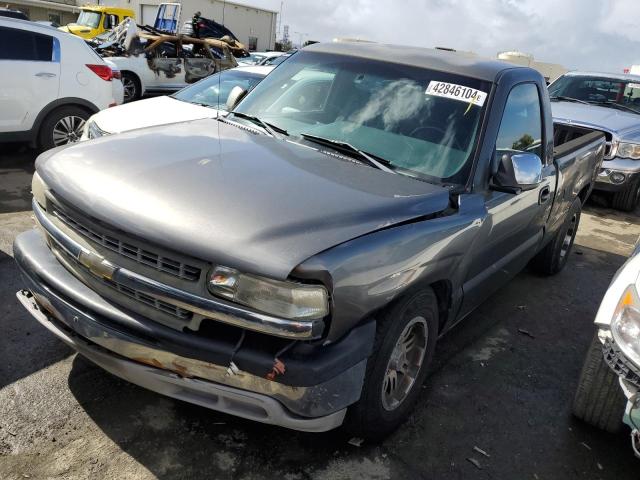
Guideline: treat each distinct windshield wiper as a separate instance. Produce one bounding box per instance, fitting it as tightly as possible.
[229,112,288,137]
[550,96,590,105]
[300,133,395,173]
[589,101,640,114]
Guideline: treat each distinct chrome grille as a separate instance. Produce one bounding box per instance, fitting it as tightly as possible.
[103,278,192,320]
[51,205,201,281]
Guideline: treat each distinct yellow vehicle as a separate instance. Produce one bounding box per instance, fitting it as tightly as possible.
[59,6,135,39]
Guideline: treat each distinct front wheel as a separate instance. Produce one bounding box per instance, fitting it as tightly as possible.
[344,288,439,441]
[572,333,625,433]
[529,197,582,276]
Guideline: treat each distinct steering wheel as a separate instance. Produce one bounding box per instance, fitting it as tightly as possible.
[409,126,463,150]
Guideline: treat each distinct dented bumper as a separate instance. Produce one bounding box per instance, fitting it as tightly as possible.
[14,229,373,432]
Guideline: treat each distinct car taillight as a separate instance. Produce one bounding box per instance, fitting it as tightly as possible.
[86,64,113,81]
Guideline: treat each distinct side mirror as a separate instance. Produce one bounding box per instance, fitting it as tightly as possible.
[491,152,542,193]
[226,85,248,111]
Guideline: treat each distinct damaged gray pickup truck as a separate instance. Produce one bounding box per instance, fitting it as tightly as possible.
[15,42,606,440]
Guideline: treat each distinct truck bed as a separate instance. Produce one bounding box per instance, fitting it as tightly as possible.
[554,123,606,158]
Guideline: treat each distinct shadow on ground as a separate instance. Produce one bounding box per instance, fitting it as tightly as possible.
[0,249,74,389]
[64,243,639,479]
[0,144,36,214]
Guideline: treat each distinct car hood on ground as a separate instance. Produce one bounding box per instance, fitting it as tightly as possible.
[93,96,217,134]
[37,119,450,280]
[552,101,640,140]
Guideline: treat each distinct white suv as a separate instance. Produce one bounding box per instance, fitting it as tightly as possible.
[0,18,124,150]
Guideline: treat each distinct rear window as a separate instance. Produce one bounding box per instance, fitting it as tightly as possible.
[0,26,53,61]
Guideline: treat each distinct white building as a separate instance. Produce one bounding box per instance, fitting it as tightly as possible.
[130,0,278,51]
[498,51,567,84]
[4,0,79,26]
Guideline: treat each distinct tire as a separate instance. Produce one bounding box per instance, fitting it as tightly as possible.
[122,72,141,103]
[572,333,626,433]
[611,179,640,212]
[344,287,439,442]
[38,106,89,151]
[529,197,582,276]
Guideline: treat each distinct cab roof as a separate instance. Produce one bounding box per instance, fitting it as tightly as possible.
[80,5,135,14]
[304,41,524,82]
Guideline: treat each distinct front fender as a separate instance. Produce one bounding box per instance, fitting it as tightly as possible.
[296,197,486,342]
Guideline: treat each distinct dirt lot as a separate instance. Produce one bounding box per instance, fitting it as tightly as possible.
[1,145,640,479]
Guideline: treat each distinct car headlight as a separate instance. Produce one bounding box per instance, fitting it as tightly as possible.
[616,142,640,159]
[82,119,109,141]
[207,265,329,320]
[611,284,640,367]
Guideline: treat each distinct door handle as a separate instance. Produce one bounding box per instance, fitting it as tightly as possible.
[35,72,56,78]
[539,186,551,204]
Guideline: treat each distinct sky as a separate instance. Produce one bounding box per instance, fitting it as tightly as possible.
[230,0,640,73]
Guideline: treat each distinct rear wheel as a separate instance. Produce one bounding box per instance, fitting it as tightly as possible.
[573,333,625,433]
[344,288,438,441]
[122,72,141,103]
[611,179,640,212]
[38,106,89,151]
[529,197,582,276]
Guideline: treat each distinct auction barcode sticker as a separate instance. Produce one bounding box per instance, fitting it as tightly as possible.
[425,81,487,107]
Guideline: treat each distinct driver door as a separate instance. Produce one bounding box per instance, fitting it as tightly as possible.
[460,82,555,316]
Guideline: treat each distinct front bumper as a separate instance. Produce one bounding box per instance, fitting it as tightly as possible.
[595,157,640,192]
[14,229,373,432]
[602,336,640,456]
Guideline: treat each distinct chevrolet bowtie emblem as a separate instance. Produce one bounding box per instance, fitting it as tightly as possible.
[78,249,116,280]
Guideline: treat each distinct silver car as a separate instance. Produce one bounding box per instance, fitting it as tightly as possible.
[550,72,640,211]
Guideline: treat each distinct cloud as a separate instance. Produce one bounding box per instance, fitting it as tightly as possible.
[244,0,640,72]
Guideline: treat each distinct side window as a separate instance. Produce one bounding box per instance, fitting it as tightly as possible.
[104,14,118,29]
[0,27,53,61]
[496,83,543,160]
[48,13,61,26]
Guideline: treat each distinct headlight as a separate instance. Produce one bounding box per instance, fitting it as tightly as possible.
[616,142,640,159]
[207,265,329,320]
[82,119,109,141]
[32,171,48,207]
[611,284,640,367]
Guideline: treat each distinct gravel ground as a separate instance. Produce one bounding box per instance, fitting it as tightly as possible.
[1,145,640,479]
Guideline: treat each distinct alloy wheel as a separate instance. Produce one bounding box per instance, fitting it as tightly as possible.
[559,212,578,259]
[381,316,428,411]
[123,77,136,102]
[52,115,86,146]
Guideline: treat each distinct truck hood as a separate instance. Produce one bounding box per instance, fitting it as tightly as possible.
[552,101,640,140]
[37,119,450,280]
[91,96,217,135]
[60,24,93,36]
